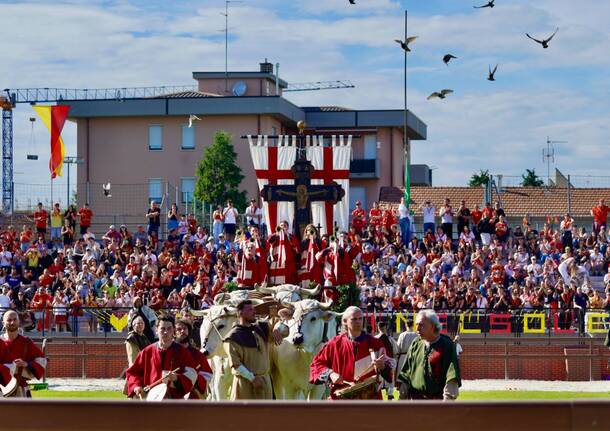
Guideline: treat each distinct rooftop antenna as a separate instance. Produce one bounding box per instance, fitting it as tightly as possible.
[222,0,243,94]
[543,136,567,186]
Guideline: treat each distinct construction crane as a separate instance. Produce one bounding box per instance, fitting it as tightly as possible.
[1,79,355,213]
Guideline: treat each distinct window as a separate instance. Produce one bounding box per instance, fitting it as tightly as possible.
[364,134,377,159]
[181,124,195,150]
[181,177,195,204]
[149,125,163,150]
[148,178,163,203]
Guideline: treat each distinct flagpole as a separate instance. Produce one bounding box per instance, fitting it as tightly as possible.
[403,9,410,205]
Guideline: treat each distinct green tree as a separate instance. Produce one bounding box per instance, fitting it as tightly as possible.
[521,169,544,187]
[468,169,490,187]
[194,131,247,211]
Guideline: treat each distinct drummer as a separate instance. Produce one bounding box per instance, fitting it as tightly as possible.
[309,306,392,399]
[2,310,47,398]
[125,316,197,400]
[175,319,213,399]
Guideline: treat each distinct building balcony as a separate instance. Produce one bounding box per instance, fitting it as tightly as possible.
[349,159,380,179]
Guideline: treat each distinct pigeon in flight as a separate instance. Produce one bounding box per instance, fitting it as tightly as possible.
[473,0,495,8]
[487,64,498,81]
[348,0,355,4]
[394,36,418,52]
[188,115,202,128]
[102,183,112,198]
[427,89,454,100]
[526,28,559,48]
[443,54,457,65]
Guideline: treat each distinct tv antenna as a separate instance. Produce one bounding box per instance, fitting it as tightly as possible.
[222,0,243,94]
[542,136,567,186]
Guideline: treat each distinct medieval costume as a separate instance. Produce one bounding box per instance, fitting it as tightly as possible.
[316,241,360,302]
[1,334,47,397]
[223,321,274,400]
[398,333,461,400]
[236,247,268,289]
[309,332,391,399]
[267,229,299,285]
[299,231,323,288]
[125,330,151,367]
[125,341,197,399]
[185,345,213,399]
[0,339,14,388]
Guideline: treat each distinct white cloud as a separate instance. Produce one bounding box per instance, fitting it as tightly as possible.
[1,0,609,193]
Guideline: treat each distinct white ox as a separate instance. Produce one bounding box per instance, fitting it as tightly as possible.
[271,299,341,400]
[258,283,322,305]
[190,304,238,400]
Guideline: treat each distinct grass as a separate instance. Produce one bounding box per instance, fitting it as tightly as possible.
[31,390,610,401]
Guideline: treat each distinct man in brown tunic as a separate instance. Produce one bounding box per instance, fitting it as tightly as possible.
[223,300,287,400]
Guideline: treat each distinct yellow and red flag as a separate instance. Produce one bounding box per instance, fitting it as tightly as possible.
[33,105,70,178]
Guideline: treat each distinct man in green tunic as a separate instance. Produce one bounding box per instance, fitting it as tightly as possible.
[223,300,287,400]
[398,309,461,400]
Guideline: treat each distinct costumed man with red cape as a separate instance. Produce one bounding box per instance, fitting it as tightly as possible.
[266,220,299,285]
[236,239,268,289]
[310,306,392,399]
[126,316,197,400]
[315,232,360,302]
[298,224,323,288]
[1,310,47,397]
[0,338,13,389]
[175,319,213,399]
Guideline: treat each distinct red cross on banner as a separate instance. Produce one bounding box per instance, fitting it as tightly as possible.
[254,146,294,231]
[311,146,350,233]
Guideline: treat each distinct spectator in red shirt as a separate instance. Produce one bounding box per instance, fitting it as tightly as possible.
[32,202,48,238]
[369,201,383,228]
[590,198,609,234]
[351,200,367,234]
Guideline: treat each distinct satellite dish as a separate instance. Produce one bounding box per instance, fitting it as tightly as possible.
[232,81,247,97]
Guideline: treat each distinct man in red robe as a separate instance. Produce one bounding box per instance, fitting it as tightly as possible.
[299,224,323,288]
[310,306,392,399]
[2,310,47,397]
[175,319,213,400]
[236,240,268,289]
[126,316,197,399]
[0,338,13,388]
[266,221,299,285]
[316,234,360,301]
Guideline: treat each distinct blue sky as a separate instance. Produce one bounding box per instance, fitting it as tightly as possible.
[2,0,610,201]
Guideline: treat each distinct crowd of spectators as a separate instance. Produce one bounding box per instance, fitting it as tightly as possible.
[0,196,609,334]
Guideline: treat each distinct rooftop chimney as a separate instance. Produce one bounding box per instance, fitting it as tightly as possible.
[259,58,273,73]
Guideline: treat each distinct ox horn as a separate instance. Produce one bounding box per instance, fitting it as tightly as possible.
[299,284,322,297]
[214,293,232,305]
[318,299,334,311]
[188,308,210,318]
[257,284,280,295]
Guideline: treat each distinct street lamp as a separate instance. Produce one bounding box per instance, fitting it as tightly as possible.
[63,156,84,207]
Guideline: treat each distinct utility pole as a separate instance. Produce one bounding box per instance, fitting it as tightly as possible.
[543,136,567,186]
[222,0,242,94]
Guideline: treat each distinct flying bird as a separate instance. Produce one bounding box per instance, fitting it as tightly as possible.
[394,36,418,52]
[526,28,559,48]
[474,0,495,8]
[188,114,202,128]
[102,183,112,198]
[348,0,355,4]
[487,64,498,81]
[443,54,457,65]
[427,89,454,100]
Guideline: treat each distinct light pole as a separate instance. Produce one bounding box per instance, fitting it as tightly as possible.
[403,9,410,204]
[63,156,84,207]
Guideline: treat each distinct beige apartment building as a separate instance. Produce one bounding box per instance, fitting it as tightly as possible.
[63,61,427,220]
